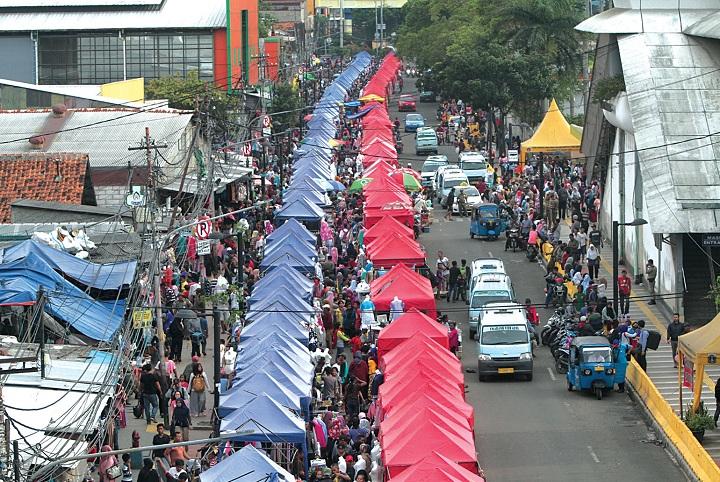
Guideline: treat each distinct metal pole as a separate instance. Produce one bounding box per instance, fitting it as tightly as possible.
[37,288,45,378]
[380,0,385,48]
[213,305,221,436]
[618,129,626,262]
[13,440,19,482]
[339,0,345,48]
[613,220,620,316]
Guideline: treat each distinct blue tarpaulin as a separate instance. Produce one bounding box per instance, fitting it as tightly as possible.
[259,245,317,274]
[282,188,329,207]
[199,445,294,482]
[1,240,136,290]
[253,264,313,290]
[245,299,310,324]
[247,284,312,308]
[263,235,316,259]
[246,289,313,315]
[0,252,125,341]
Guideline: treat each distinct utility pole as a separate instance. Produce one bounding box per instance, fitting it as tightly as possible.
[37,288,46,378]
[129,128,169,425]
[339,0,345,48]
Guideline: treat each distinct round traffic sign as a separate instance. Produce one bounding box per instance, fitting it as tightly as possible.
[262,115,271,128]
[241,143,252,156]
[196,216,212,240]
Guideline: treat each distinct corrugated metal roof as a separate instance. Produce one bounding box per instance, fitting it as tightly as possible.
[618,32,720,233]
[0,108,194,170]
[0,0,226,31]
[2,0,162,7]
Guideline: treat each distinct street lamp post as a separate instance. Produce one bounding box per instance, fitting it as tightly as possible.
[612,218,648,315]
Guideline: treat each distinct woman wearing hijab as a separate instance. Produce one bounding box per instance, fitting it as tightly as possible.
[171,397,192,443]
[98,444,119,482]
[586,243,600,279]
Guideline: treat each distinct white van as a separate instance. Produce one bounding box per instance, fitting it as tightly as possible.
[468,273,514,339]
[436,169,469,206]
[458,151,487,181]
[477,303,533,381]
[468,258,506,301]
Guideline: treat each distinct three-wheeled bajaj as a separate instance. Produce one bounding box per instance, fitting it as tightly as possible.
[470,203,506,240]
[566,336,616,400]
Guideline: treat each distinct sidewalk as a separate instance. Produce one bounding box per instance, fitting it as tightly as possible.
[121,312,218,477]
[556,221,720,462]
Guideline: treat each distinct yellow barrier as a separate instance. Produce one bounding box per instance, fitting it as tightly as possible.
[626,359,720,481]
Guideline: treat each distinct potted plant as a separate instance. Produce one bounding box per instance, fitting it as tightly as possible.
[684,402,714,442]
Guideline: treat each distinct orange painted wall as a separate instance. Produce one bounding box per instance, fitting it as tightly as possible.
[264,39,281,82]
[226,0,260,88]
[213,30,228,90]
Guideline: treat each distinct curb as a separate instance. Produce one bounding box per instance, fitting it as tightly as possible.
[626,380,698,482]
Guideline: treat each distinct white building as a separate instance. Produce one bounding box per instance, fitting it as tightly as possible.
[578,0,720,323]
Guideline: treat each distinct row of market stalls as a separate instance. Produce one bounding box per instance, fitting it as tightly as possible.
[357,54,484,481]
[203,52,374,480]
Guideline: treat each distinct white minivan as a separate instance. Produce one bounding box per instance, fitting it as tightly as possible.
[477,303,533,381]
[458,151,487,182]
[467,258,506,301]
[468,273,514,339]
[436,168,469,207]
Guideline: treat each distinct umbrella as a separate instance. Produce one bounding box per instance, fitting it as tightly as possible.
[359,94,385,103]
[390,171,422,192]
[393,167,422,181]
[174,309,197,319]
[329,180,346,191]
[348,177,373,193]
[345,100,361,107]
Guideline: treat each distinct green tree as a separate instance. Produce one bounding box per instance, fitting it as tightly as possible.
[145,71,236,141]
[270,82,302,133]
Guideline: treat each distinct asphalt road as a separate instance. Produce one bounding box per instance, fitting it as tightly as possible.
[386,80,686,481]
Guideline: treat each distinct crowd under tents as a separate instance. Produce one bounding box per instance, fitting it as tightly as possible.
[213,52,374,477]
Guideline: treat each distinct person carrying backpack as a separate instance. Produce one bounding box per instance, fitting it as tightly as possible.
[187,317,204,358]
[188,364,209,417]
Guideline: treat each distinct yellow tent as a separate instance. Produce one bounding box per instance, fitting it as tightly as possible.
[678,312,720,410]
[520,99,581,162]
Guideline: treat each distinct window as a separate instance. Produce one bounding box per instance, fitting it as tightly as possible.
[125,31,214,82]
[38,34,123,85]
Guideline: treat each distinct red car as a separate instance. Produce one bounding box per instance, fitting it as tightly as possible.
[397,95,417,112]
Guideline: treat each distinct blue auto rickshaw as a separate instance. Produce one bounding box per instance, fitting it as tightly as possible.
[566,336,616,400]
[470,203,507,240]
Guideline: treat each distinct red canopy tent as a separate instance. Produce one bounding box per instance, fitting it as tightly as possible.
[388,452,486,482]
[380,332,460,374]
[380,406,473,448]
[377,308,448,359]
[380,362,464,395]
[379,401,471,443]
[365,233,425,269]
[363,215,414,245]
[382,419,479,477]
[362,160,395,180]
[379,390,475,428]
[378,385,474,426]
[369,265,435,317]
[364,202,415,228]
[363,174,403,194]
[365,191,412,209]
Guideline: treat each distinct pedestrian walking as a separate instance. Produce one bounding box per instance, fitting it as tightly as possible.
[170,398,191,443]
[447,260,461,302]
[138,458,161,482]
[714,377,720,427]
[666,313,684,368]
[140,364,161,424]
[188,316,204,358]
[188,364,209,416]
[635,320,649,372]
[586,244,600,280]
[618,270,632,316]
[646,259,658,304]
[445,188,455,220]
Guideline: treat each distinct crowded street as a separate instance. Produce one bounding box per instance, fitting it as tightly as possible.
[4,1,720,481]
[389,80,685,481]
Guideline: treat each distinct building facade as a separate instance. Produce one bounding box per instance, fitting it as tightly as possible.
[0,0,261,89]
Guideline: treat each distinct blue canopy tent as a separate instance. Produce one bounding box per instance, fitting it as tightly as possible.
[237,332,311,365]
[291,162,333,179]
[219,395,307,471]
[0,252,124,341]
[273,198,324,223]
[225,366,311,421]
[253,264,313,291]
[246,289,313,316]
[259,245,316,274]
[234,352,313,390]
[282,188,329,208]
[219,371,302,417]
[199,445,294,482]
[247,284,312,309]
[245,299,309,324]
[249,278,312,303]
[1,239,136,291]
[239,314,309,344]
[293,145,331,161]
[263,234,316,259]
[266,219,315,245]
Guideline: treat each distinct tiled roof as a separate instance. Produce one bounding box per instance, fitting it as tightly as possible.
[0,153,92,223]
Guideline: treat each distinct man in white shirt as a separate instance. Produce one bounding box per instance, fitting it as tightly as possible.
[436,250,450,293]
[166,460,187,481]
